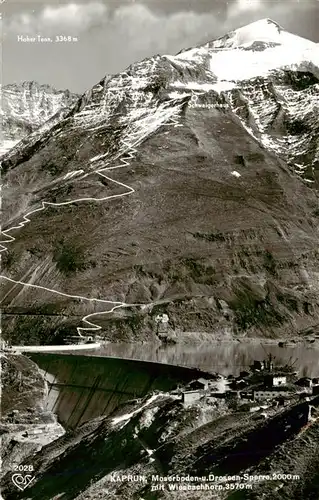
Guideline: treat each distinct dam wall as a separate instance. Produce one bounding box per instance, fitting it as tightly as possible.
[30,353,209,429]
[11,343,101,352]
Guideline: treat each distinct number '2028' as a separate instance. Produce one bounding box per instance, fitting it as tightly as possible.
[13,465,34,472]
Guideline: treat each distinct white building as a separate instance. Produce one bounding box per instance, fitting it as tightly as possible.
[271,376,287,387]
[155,314,169,324]
[182,390,202,405]
[155,313,170,334]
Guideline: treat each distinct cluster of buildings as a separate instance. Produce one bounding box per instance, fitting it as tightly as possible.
[179,357,319,407]
[181,378,217,404]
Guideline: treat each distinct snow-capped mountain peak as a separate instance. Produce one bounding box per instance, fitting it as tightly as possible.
[166,18,318,83]
[162,19,319,186]
[208,18,315,50]
[1,16,319,352]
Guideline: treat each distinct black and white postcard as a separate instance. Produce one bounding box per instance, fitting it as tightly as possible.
[1,1,318,498]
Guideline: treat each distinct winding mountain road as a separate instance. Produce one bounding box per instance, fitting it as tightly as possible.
[0,98,185,337]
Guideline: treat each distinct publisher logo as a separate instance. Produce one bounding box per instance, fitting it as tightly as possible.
[11,474,34,491]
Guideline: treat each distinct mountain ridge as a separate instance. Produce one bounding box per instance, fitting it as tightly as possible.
[0,81,79,157]
[0,19,319,344]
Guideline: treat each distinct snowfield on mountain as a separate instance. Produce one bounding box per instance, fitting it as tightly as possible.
[0,18,319,345]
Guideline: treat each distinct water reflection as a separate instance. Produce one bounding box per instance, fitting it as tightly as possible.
[81,342,319,377]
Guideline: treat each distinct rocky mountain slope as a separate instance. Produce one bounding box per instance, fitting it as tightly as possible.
[1,388,318,499]
[0,353,65,479]
[0,81,79,156]
[1,18,319,344]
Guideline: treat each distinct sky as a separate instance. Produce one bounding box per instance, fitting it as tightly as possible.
[1,0,319,93]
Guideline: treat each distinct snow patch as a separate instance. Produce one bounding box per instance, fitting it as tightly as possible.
[167,91,189,100]
[208,45,318,81]
[211,81,237,92]
[63,170,84,180]
[111,394,160,426]
[0,139,20,156]
[164,47,207,63]
[170,81,218,91]
[231,171,241,178]
[133,426,139,438]
[90,153,105,162]
[139,406,159,429]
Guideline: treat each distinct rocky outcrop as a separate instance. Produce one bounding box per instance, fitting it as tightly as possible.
[0,81,78,156]
[0,354,65,478]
